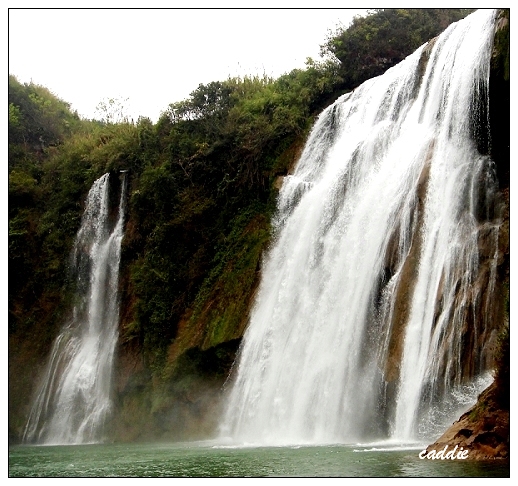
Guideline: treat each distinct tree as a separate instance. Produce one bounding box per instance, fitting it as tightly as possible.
[8,75,82,167]
[95,96,132,124]
[321,9,474,89]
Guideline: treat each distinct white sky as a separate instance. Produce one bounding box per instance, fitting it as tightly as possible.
[8,2,500,123]
[9,6,369,122]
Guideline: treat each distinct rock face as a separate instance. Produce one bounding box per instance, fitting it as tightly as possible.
[425,381,509,460]
[426,11,510,461]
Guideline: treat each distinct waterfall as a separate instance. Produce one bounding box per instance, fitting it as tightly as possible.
[23,172,127,445]
[221,9,502,445]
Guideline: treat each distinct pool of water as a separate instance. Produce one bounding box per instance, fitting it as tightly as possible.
[8,441,510,478]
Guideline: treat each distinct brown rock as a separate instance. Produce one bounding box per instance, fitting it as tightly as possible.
[426,381,509,460]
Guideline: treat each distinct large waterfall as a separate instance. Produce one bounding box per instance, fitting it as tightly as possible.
[221,9,502,446]
[23,173,126,445]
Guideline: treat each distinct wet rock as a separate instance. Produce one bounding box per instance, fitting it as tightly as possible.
[426,381,509,460]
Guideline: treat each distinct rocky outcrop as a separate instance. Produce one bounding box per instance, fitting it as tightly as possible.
[425,380,509,460]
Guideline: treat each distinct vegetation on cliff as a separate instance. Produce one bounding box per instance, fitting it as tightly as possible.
[8,9,507,443]
[321,9,473,90]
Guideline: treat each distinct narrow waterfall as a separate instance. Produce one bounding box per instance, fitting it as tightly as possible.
[23,172,127,445]
[221,9,502,446]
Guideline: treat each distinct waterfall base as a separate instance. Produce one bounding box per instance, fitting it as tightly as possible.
[425,380,509,460]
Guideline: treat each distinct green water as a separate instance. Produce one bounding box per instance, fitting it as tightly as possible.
[8,441,509,478]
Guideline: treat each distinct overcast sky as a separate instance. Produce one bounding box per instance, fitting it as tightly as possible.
[9,7,370,122]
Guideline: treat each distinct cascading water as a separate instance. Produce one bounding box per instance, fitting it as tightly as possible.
[23,172,127,445]
[221,9,503,446]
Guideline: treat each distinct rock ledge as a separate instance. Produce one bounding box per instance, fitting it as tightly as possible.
[425,381,509,461]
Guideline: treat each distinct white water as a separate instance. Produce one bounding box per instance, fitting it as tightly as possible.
[23,173,127,445]
[221,10,500,445]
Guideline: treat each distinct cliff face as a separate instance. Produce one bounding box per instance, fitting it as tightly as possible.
[425,191,509,460]
[426,9,510,460]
